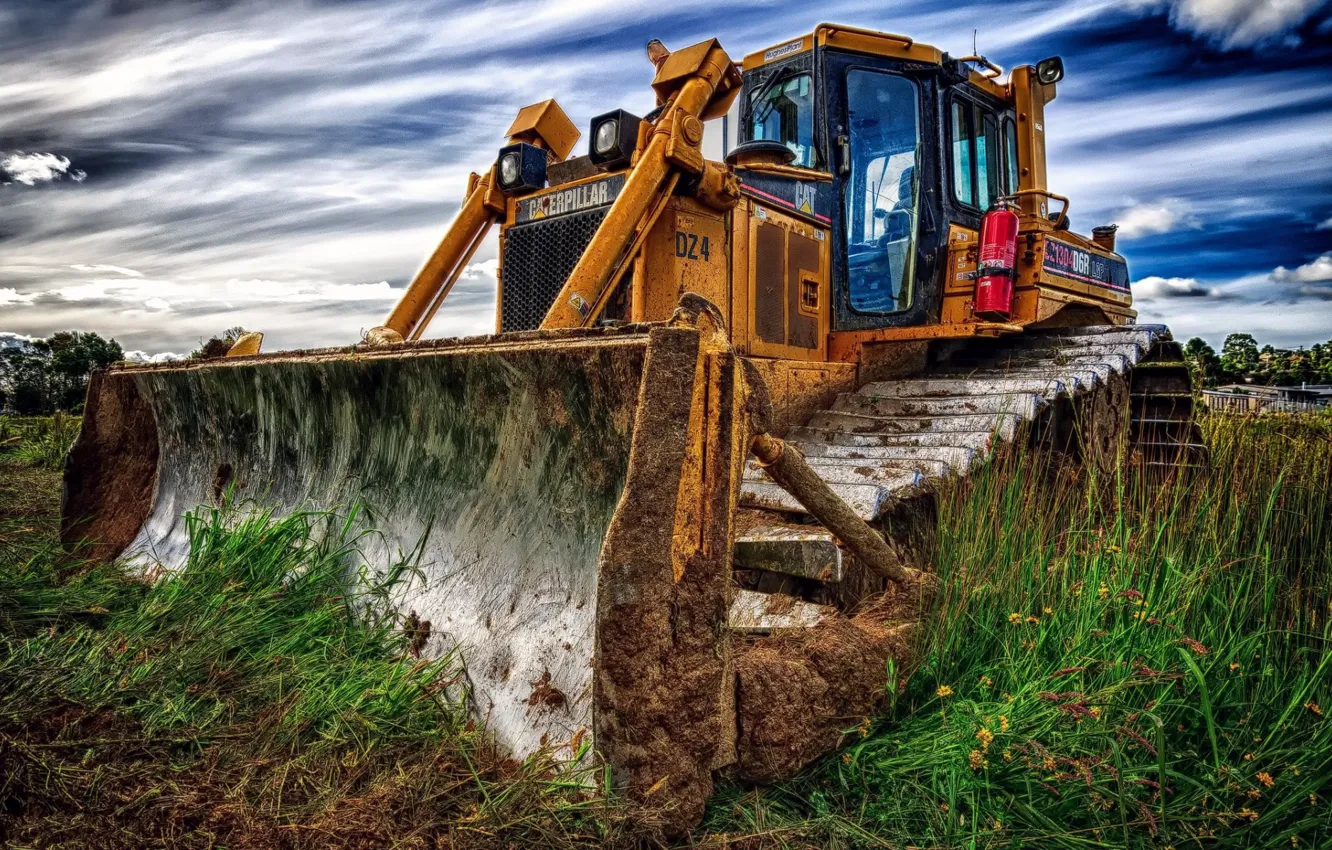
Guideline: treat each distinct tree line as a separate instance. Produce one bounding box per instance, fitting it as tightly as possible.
[1184,334,1332,388]
[0,328,246,415]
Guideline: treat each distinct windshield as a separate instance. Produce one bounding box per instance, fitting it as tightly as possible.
[844,70,921,314]
[750,72,815,168]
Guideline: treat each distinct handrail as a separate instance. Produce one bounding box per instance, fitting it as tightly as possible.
[958,54,1004,78]
[1009,189,1069,230]
[814,22,914,48]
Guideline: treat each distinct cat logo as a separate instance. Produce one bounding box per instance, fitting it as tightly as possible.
[794,181,816,215]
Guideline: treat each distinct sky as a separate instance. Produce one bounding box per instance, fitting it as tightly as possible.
[1,0,1330,360]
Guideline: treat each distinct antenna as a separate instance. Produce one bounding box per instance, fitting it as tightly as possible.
[973,29,978,56]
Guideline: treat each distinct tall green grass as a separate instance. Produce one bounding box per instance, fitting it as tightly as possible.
[0,502,639,847]
[0,412,81,469]
[706,414,1332,848]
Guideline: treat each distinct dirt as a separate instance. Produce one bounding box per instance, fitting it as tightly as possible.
[732,588,920,784]
[592,326,740,836]
[525,670,568,710]
[61,371,159,562]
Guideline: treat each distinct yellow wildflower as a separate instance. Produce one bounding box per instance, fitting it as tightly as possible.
[976,727,995,750]
[1106,544,1121,554]
[969,750,985,771]
[1290,765,1301,776]
[1132,611,1145,620]
[1248,788,1262,800]
[1089,706,1102,719]
[1230,662,1242,672]
[1022,639,1037,651]
[1043,607,1054,616]
[1008,612,1022,625]
[1025,615,1040,625]
[936,685,953,698]
[1257,772,1274,788]
[1239,807,1258,822]
[1244,753,1253,761]
[1002,749,1013,762]
[979,675,993,687]
[841,753,852,764]
[999,715,1010,732]
[1042,755,1056,771]
[1305,701,1323,716]
[1098,584,1110,599]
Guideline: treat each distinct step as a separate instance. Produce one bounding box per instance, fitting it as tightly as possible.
[744,459,923,490]
[739,479,901,520]
[733,523,842,583]
[858,376,1072,399]
[946,346,1144,369]
[788,426,999,453]
[806,411,1021,441]
[794,441,976,474]
[932,364,1114,389]
[728,589,835,634]
[832,392,1044,420]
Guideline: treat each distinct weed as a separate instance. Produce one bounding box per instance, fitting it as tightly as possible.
[704,413,1332,847]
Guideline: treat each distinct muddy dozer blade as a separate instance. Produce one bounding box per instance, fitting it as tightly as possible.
[64,322,750,831]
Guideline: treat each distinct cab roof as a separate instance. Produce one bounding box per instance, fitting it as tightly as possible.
[741,23,1011,101]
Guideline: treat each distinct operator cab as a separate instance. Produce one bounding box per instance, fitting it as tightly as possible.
[736,28,1029,334]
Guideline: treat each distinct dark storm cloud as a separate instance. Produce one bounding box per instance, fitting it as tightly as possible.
[1,0,1330,353]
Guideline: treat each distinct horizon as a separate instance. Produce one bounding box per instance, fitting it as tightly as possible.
[2,0,1330,358]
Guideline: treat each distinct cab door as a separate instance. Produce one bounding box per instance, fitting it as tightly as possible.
[823,52,943,332]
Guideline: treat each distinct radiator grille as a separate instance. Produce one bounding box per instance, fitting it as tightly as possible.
[501,208,610,332]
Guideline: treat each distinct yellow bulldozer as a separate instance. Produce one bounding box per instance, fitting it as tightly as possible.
[63,25,1201,832]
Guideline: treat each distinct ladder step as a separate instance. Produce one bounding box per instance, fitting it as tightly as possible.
[739,480,892,521]
[728,589,835,634]
[733,523,842,583]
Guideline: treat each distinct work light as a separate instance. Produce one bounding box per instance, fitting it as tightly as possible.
[495,142,547,194]
[588,109,642,169]
[1036,56,1064,85]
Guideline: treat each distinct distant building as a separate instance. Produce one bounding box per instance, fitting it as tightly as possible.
[1202,383,1332,414]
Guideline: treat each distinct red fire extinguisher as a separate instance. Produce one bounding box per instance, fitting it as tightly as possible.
[974,198,1020,321]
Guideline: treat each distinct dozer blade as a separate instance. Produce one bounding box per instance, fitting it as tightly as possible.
[63,322,751,831]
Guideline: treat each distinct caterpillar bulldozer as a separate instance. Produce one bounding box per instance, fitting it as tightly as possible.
[63,25,1201,833]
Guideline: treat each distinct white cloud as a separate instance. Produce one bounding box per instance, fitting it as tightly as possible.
[0,331,41,350]
[1,151,87,185]
[1133,275,1216,298]
[1271,253,1332,284]
[70,263,143,277]
[123,349,183,363]
[1136,0,1328,48]
[1114,200,1200,238]
[0,288,37,306]
[1317,215,1332,231]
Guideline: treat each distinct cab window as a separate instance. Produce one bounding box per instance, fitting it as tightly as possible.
[750,73,815,168]
[1002,117,1020,194]
[844,70,920,314]
[950,98,1003,208]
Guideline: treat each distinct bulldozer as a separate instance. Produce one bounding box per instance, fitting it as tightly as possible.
[63,25,1201,833]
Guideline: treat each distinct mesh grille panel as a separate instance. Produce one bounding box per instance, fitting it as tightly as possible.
[501,208,610,332]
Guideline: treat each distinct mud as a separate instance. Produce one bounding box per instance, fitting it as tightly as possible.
[61,370,159,562]
[733,588,919,783]
[593,326,744,834]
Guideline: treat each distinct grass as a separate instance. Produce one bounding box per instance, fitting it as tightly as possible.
[704,413,1332,847]
[1,411,1330,848]
[0,413,80,470]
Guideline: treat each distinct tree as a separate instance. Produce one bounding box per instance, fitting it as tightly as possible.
[190,326,248,360]
[46,331,123,411]
[1220,333,1259,379]
[1183,337,1222,385]
[0,331,122,414]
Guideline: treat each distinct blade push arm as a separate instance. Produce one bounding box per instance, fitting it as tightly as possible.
[367,100,580,345]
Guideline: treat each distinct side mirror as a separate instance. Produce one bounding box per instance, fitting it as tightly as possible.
[1036,56,1064,85]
